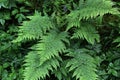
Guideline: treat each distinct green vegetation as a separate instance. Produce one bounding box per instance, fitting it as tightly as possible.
[0,0,120,80]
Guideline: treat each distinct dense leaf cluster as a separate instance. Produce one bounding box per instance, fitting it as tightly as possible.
[0,0,120,80]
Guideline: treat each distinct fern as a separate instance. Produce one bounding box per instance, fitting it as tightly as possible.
[13,12,54,42]
[11,0,119,80]
[1,0,120,80]
[24,31,69,80]
[53,61,69,80]
[72,22,100,44]
[24,53,60,80]
[67,0,118,24]
[67,0,118,44]
[31,31,68,64]
[67,0,118,30]
[66,49,98,80]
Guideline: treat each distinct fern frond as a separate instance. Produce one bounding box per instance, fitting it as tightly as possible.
[31,31,69,65]
[72,23,100,44]
[24,53,60,80]
[53,61,69,80]
[67,0,119,30]
[66,49,98,80]
[13,13,54,42]
[24,31,69,80]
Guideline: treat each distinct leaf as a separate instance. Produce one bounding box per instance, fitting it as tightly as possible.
[108,69,118,77]
[53,61,68,80]
[24,31,69,80]
[24,53,60,80]
[67,0,119,30]
[20,7,29,13]
[0,19,5,26]
[3,63,10,68]
[13,12,54,42]
[15,13,26,23]
[113,37,120,47]
[30,31,69,65]
[72,23,100,44]
[66,49,98,80]
[12,9,19,15]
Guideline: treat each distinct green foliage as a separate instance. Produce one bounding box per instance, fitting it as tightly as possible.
[24,53,60,80]
[1,0,120,80]
[24,31,68,80]
[66,49,98,80]
[67,0,118,30]
[13,13,54,42]
[114,37,120,46]
[0,30,24,80]
[72,22,100,44]
[25,31,67,80]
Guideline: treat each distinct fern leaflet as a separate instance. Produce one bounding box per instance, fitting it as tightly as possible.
[72,22,100,44]
[66,49,98,80]
[24,31,69,80]
[67,0,119,30]
[24,53,60,80]
[13,12,54,42]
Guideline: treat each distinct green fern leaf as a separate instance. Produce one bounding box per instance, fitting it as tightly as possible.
[13,13,54,42]
[24,31,69,80]
[31,31,69,65]
[24,53,60,80]
[66,49,98,80]
[67,0,118,30]
[53,61,68,80]
[72,23,100,44]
